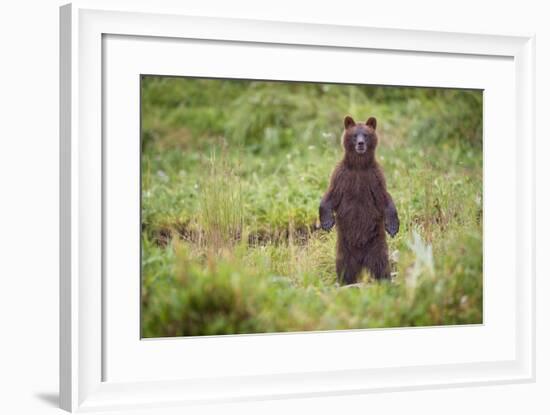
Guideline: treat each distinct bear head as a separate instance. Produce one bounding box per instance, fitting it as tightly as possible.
[341,115,378,167]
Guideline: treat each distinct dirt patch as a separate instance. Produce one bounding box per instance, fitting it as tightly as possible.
[143,222,323,248]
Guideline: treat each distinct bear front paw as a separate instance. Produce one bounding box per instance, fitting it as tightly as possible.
[385,219,399,237]
[321,217,335,231]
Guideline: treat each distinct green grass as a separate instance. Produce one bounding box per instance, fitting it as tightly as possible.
[140,76,483,337]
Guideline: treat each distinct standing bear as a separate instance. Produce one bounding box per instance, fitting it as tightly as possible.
[319,115,399,284]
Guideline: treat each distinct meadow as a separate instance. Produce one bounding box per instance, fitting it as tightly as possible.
[140,76,483,337]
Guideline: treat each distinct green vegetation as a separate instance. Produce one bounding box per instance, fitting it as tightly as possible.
[141,76,483,337]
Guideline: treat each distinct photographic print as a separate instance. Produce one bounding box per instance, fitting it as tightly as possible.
[140,76,483,338]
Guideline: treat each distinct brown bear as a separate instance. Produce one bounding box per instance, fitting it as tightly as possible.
[319,115,399,284]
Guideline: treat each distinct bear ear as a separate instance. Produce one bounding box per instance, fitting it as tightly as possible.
[366,117,377,130]
[344,115,356,129]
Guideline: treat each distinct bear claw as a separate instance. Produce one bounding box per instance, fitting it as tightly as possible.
[321,218,335,231]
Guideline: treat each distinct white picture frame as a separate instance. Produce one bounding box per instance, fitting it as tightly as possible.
[60,1,535,412]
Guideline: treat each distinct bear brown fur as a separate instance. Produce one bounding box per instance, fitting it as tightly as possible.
[319,115,399,284]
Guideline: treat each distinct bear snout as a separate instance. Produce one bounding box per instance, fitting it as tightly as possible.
[354,135,367,153]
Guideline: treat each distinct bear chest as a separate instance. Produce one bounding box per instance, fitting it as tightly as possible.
[335,171,384,244]
[339,171,380,209]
